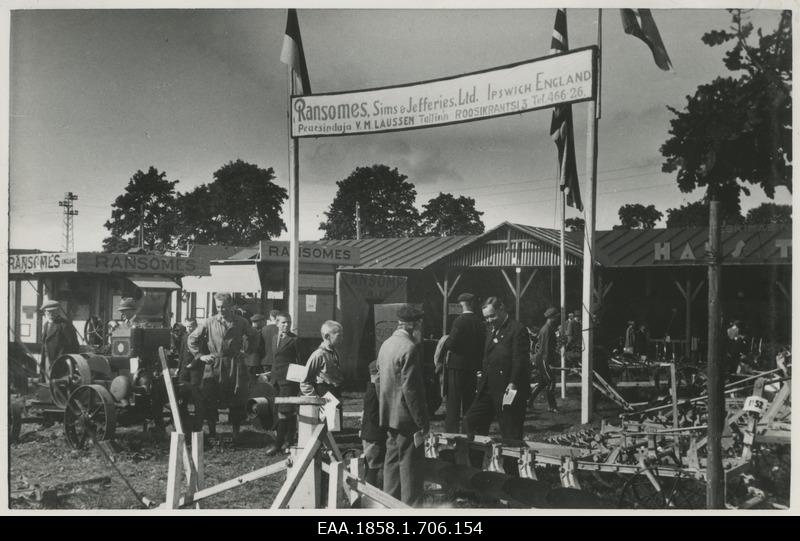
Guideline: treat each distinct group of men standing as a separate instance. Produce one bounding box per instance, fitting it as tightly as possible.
[366,295,569,506]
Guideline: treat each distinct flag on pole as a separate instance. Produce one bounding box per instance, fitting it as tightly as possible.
[620,9,673,71]
[549,8,583,212]
[280,8,312,94]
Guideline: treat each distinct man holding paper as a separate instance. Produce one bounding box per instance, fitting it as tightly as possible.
[463,297,530,442]
[378,304,429,506]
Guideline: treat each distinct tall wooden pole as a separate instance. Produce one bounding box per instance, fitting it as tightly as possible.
[706,199,724,508]
[287,65,300,328]
[559,189,567,399]
[580,10,601,425]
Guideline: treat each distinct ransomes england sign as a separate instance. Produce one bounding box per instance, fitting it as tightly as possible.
[290,47,596,138]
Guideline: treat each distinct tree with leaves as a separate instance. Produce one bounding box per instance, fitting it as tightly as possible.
[103,166,179,253]
[614,203,663,230]
[666,199,744,228]
[661,10,791,213]
[565,217,585,232]
[745,202,792,224]
[175,160,287,247]
[419,192,485,236]
[320,165,420,239]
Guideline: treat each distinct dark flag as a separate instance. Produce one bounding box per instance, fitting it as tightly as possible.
[549,9,583,212]
[620,8,673,71]
[280,9,312,94]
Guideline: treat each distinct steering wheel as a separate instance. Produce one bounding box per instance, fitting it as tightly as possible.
[84,316,107,348]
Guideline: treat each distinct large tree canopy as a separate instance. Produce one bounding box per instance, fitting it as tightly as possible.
[103,166,179,253]
[176,160,287,246]
[320,165,420,239]
[614,203,663,230]
[420,192,485,236]
[660,10,791,211]
[745,202,792,225]
[666,199,744,228]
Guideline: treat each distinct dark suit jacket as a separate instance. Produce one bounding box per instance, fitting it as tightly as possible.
[260,324,278,367]
[377,329,429,433]
[179,334,203,386]
[271,331,300,384]
[41,318,79,367]
[443,311,485,371]
[478,316,530,408]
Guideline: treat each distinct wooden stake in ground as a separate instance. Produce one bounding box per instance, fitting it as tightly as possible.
[706,200,725,508]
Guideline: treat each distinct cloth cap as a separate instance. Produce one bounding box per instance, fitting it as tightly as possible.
[457,293,475,303]
[40,299,60,311]
[250,313,266,323]
[397,304,424,322]
[544,307,560,319]
[118,298,137,311]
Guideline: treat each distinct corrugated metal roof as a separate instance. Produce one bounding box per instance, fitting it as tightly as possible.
[327,236,479,270]
[595,224,792,267]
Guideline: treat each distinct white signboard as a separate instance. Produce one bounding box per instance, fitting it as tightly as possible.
[9,252,78,273]
[305,294,317,313]
[291,47,595,138]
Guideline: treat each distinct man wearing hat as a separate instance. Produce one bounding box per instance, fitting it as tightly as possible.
[530,307,560,413]
[377,304,429,506]
[39,299,79,381]
[464,297,530,442]
[442,292,485,433]
[111,297,140,330]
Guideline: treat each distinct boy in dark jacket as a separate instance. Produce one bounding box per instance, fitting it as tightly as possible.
[360,360,386,488]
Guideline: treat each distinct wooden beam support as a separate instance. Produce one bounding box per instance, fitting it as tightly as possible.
[177,461,288,507]
[500,269,515,297]
[520,269,538,298]
[271,423,326,509]
[775,281,790,301]
[165,432,184,509]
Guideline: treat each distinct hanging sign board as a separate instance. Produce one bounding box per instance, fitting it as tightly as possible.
[291,47,596,138]
[259,241,360,265]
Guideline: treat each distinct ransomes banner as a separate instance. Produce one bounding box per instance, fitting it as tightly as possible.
[291,47,596,138]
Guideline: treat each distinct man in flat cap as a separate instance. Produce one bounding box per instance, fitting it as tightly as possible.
[442,293,485,433]
[530,307,560,413]
[377,304,429,506]
[464,297,530,442]
[39,299,79,382]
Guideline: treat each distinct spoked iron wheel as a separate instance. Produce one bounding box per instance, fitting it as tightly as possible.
[64,384,117,449]
[49,354,92,408]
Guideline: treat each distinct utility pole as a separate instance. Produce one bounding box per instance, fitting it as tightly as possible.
[139,201,145,249]
[706,199,724,508]
[58,192,78,251]
[355,201,362,240]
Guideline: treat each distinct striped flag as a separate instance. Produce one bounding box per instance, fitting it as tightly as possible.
[620,9,673,71]
[280,9,312,94]
[549,8,583,212]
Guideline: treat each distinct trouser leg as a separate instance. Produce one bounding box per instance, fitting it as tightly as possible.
[445,369,464,433]
[463,390,493,437]
[398,430,424,506]
[383,429,402,500]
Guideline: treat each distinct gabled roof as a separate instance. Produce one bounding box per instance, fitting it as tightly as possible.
[190,244,250,262]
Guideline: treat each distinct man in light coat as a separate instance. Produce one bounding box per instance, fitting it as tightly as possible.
[378,304,429,506]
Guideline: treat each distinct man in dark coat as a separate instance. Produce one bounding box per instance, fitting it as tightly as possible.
[360,360,386,489]
[464,297,530,442]
[530,307,560,413]
[442,292,485,433]
[266,312,301,456]
[378,305,429,506]
[39,299,79,381]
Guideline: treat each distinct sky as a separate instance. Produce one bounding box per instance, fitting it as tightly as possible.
[6,2,794,252]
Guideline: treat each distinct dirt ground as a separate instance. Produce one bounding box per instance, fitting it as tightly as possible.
[7,390,790,510]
